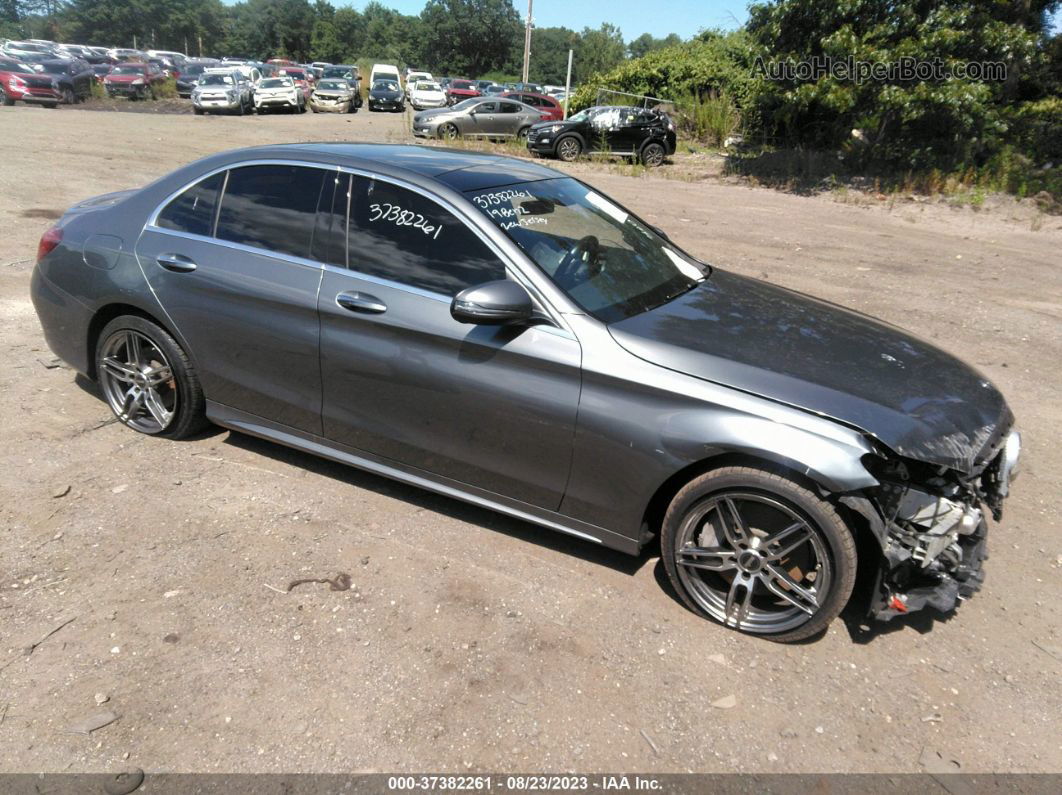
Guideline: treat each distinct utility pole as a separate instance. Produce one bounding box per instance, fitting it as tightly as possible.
[521,0,533,84]
[563,49,573,119]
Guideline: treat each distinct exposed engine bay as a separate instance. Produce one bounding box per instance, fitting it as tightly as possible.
[855,429,1021,621]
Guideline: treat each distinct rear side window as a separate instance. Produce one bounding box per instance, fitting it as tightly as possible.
[348,176,505,296]
[310,172,350,267]
[215,165,325,259]
[157,172,223,237]
[499,102,520,114]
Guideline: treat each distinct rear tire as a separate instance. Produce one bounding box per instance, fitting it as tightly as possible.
[95,315,208,440]
[440,122,460,140]
[660,466,857,643]
[62,87,75,105]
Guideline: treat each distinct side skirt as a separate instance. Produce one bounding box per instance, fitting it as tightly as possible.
[206,401,641,556]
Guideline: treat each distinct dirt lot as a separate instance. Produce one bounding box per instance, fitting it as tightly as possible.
[1,103,1060,775]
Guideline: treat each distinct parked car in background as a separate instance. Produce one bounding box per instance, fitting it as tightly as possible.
[103,62,166,100]
[146,49,187,65]
[475,79,495,92]
[408,79,447,110]
[192,69,252,115]
[175,60,219,97]
[309,78,357,113]
[412,97,549,140]
[35,58,95,104]
[107,48,146,62]
[370,62,401,87]
[266,57,296,67]
[482,84,506,95]
[438,77,452,89]
[275,65,313,98]
[527,105,676,166]
[255,75,306,113]
[0,58,41,106]
[501,90,563,121]
[445,79,480,105]
[1,40,58,59]
[511,81,544,93]
[321,64,358,83]
[368,79,403,112]
[90,63,114,83]
[405,69,432,86]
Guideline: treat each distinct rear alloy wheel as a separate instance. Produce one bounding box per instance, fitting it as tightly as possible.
[62,87,75,105]
[556,135,582,161]
[95,316,207,439]
[661,467,856,643]
[641,142,666,167]
[517,126,530,140]
[440,122,460,140]
[0,86,12,106]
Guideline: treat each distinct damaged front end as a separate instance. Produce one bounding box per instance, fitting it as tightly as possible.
[854,429,1021,621]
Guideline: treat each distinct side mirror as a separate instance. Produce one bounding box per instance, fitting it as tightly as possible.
[451,280,534,326]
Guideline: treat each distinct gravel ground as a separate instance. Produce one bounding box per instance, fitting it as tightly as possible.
[0,104,1060,775]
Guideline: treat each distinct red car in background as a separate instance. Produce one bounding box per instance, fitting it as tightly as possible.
[501,91,563,121]
[0,58,39,106]
[276,66,313,100]
[103,62,167,99]
[445,78,480,105]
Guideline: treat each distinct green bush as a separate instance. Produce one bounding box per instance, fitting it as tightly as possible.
[154,77,179,100]
[682,90,742,145]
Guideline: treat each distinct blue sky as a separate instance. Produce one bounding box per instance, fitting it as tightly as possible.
[340,0,752,40]
[333,0,1058,41]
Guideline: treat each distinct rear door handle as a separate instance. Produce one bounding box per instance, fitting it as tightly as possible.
[336,291,387,314]
[156,253,197,273]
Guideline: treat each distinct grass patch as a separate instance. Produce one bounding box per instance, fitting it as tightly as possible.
[153,77,178,100]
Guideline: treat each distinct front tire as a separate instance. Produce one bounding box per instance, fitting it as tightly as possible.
[555,135,582,161]
[661,466,856,643]
[641,141,665,167]
[440,122,460,140]
[95,316,207,440]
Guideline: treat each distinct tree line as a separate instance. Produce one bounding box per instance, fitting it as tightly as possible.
[1,0,685,83]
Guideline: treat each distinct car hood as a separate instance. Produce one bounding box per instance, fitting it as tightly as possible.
[608,269,1012,473]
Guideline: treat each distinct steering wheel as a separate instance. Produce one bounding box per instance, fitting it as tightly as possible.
[554,235,602,288]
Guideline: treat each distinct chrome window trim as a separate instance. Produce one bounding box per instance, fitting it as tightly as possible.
[143,157,574,334]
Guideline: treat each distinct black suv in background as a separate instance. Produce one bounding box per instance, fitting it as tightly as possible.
[527,105,677,166]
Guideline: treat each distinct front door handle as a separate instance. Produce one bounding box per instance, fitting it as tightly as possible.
[336,291,387,314]
[156,253,197,273]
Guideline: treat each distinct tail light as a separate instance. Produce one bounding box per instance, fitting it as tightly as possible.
[37,225,62,263]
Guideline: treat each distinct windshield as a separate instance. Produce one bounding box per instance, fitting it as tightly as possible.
[317,80,346,91]
[416,82,441,92]
[113,65,145,75]
[260,78,290,88]
[183,64,207,76]
[452,80,474,89]
[372,80,397,91]
[199,74,232,86]
[323,68,351,79]
[467,178,707,322]
[0,60,36,74]
[41,61,69,74]
[449,98,479,112]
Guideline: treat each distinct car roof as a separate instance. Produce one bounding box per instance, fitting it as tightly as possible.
[210,143,563,192]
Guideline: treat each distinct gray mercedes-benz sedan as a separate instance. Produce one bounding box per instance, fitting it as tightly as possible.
[30,144,1021,642]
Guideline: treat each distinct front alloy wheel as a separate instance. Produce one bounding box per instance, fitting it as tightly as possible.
[440,122,460,140]
[556,136,581,161]
[96,316,207,439]
[662,467,856,642]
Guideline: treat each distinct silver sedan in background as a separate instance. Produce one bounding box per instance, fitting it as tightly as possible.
[412,98,549,141]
